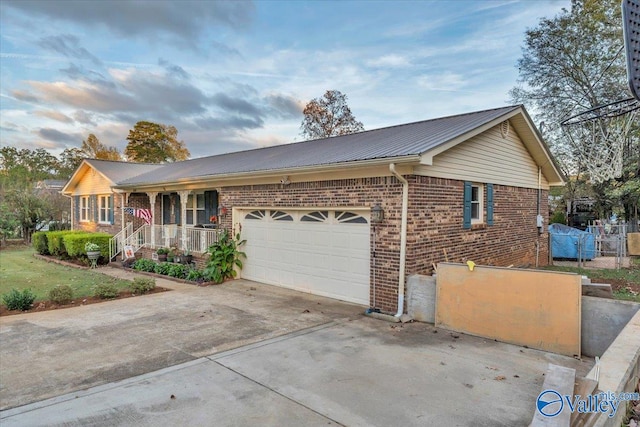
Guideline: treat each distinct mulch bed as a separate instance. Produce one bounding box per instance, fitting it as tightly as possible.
[0,287,170,317]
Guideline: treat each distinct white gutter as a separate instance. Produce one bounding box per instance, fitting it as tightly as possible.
[389,163,408,318]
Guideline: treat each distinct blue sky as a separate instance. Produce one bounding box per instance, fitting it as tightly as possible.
[0,0,569,159]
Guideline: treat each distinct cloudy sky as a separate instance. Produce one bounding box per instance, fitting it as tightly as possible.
[0,0,570,159]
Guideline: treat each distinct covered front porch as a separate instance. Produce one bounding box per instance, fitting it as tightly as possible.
[110,188,225,260]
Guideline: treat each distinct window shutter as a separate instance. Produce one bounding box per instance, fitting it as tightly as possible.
[109,195,114,224]
[463,181,472,229]
[74,196,80,224]
[91,195,97,222]
[486,183,494,226]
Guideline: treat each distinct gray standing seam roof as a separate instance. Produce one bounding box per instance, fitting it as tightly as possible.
[117,105,521,186]
[85,159,162,183]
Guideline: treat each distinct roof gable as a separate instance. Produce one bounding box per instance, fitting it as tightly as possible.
[62,159,162,195]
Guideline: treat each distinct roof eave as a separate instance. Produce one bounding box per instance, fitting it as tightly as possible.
[113,155,422,191]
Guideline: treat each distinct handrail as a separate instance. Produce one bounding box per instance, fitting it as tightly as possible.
[109,222,133,261]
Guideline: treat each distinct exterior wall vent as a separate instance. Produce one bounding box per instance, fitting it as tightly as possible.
[500,120,510,139]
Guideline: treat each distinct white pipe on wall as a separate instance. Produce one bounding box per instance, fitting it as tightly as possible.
[389,163,408,318]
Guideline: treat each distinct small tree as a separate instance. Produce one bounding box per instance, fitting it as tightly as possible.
[300,90,364,140]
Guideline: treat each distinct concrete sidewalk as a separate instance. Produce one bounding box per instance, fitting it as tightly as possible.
[1,317,594,427]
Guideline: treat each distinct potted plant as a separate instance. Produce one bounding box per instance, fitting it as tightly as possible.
[167,248,175,263]
[85,242,101,268]
[157,247,169,262]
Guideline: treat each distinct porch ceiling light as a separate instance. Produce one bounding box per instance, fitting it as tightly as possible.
[371,204,384,223]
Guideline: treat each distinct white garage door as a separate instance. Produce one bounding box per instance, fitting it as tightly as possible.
[239,209,370,305]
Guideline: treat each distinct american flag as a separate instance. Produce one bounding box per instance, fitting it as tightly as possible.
[123,207,153,225]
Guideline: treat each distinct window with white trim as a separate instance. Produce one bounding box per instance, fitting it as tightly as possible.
[471,184,483,223]
[98,195,112,224]
[186,193,207,225]
[80,196,90,222]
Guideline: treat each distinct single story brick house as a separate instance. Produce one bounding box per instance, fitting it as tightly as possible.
[62,105,564,314]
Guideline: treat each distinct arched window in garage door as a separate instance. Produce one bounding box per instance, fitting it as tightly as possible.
[335,211,368,224]
[245,210,266,220]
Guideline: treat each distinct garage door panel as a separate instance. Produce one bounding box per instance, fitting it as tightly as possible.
[240,209,370,305]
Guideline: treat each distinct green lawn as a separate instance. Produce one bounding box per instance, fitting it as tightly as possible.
[0,246,132,303]
[541,260,640,303]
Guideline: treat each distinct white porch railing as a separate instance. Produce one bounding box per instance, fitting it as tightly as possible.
[109,222,133,261]
[120,224,222,255]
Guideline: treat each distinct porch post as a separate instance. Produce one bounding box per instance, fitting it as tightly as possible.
[147,192,158,248]
[177,190,190,251]
[121,193,128,235]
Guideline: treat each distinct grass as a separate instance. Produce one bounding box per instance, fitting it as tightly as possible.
[541,259,640,303]
[0,246,132,303]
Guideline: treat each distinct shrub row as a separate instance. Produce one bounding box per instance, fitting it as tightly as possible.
[132,258,207,283]
[1,277,157,311]
[33,230,112,259]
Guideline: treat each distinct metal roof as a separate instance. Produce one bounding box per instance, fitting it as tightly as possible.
[85,159,162,183]
[117,105,522,186]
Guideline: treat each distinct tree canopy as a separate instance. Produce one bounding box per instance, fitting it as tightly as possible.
[81,134,122,161]
[510,0,639,226]
[300,90,364,140]
[124,121,190,163]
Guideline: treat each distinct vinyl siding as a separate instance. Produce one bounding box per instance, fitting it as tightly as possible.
[73,167,114,195]
[416,122,549,189]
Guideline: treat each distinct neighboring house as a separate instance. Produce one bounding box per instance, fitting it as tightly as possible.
[35,179,67,192]
[62,105,565,314]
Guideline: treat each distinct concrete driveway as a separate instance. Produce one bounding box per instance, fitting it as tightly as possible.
[0,268,594,426]
[0,268,361,411]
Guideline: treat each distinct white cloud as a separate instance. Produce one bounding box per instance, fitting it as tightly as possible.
[366,54,411,68]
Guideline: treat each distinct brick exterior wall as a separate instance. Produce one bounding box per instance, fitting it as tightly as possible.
[72,192,155,235]
[83,175,549,314]
[218,175,549,313]
[405,176,549,278]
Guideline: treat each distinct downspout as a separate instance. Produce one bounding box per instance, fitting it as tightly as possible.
[536,167,541,267]
[389,163,408,318]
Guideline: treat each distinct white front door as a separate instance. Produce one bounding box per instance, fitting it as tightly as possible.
[239,209,370,305]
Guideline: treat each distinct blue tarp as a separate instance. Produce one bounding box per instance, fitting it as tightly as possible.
[548,223,596,260]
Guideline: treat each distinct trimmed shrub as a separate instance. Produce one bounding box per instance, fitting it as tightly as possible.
[94,283,119,299]
[47,230,81,256]
[130,277,156,294]
[133,258,157,272]
[63,233,111,258]
[2,288,36,311]
[49,285,73,305]
[32,231,49,255]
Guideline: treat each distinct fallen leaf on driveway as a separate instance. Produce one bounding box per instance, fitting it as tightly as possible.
[494,376,506,381]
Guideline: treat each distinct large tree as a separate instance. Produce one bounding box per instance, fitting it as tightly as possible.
[0,147,60,191]
[300,90,364,140]
[0,147,61,241]
[510,0,639,227]
[124,121,190,163]
[81,134,122,161]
